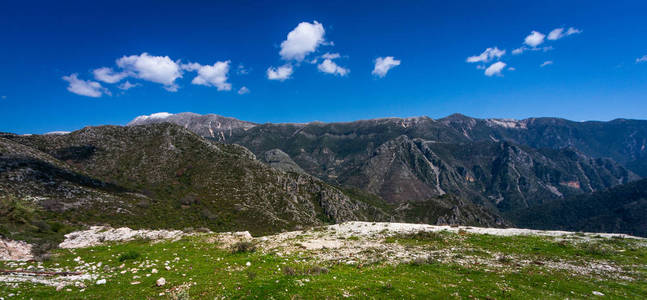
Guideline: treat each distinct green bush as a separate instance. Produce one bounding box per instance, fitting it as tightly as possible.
[282,266,297,276]
[578,243,613,257]
[118,250,141,262]
[231,241,256,253]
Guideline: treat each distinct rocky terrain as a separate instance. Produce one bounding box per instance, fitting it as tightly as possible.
[0,222,645,298]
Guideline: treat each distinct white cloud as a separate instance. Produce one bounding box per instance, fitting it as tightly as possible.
[238,86,250,95]
[62,73,108,97]
[466,47,505,63]
[116,53,182,91]
[279,21,326,61]
[237,64,250,75]
[484,61,506,77]
[508,67,516,71]
[118,81,140,90]
[524,31,545,47]
[310,53,341,64]
[512,45,553,55]
[317,59,349,76]
[180,62,201,71]
[189,61,232,91]
[267,64,293,81]
[548,27,582,40]
[93,67,127,84]
[547,28,564,40]
[566,27,582,36]
[321,52,340,60]
[1,96,6,99]
[372,56,401,78]
[512,47,525,55]
[540,60,553,67]
[636,55,647,63]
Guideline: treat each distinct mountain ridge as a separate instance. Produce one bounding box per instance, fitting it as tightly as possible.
[123,111,643,235]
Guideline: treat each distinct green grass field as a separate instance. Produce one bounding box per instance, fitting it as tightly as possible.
[1,228,646,299]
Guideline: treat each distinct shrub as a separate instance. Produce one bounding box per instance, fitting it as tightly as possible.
[195,227,211,233]
[118,250,141,262]
[304,266,329,275]
[579,243,613,257]
[282,266,297,276]
[410,256,436,266]
[407,231,445,242]
[497,255,512,264]
[231,241,256,253]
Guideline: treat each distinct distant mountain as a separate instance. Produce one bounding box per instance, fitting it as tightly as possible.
[511,178,647,237]
[127,112,256,140]
[125,112,644,234]
[129,112,647,176]
[439,114,647,176]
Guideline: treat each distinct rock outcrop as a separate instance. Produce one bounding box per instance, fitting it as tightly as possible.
[0,238,33,261]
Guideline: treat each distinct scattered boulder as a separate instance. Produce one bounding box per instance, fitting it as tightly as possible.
[206,231,253,249]
[156,277,166,286]
[59,226,188,249]
[0,238,33,261]
[96,279,106,285]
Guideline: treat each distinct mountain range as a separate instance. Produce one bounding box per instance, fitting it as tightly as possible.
[1,112,645,251]
[129,112,646,233]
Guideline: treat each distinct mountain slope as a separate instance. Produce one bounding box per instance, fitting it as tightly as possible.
[439,114,647,176]
[2,124,391,238]
[511,178,647,237]
[218,120,636,214]
[127,112,640,222]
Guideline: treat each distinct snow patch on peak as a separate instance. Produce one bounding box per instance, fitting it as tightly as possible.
[149,112,173,119]
[128,112,174,125]
[44,131,71,135]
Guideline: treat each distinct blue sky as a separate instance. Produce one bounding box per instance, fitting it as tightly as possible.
[1,0,646,134]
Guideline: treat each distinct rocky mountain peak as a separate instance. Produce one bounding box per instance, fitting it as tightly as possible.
[127,112,257,141]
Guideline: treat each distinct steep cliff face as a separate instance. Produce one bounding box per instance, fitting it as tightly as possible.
[331,135,635,213]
